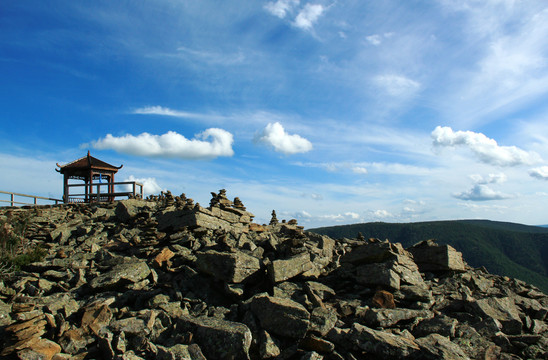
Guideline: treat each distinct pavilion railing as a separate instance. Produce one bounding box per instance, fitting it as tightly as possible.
[65,181,143,203]
[0,190,63,207]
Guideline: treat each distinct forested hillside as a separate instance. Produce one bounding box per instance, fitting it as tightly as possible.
[309,220,548,293]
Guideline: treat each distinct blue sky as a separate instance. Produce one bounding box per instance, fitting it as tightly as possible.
[2,0,548,228]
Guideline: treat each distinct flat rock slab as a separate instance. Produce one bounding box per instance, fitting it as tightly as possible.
[268,252,313,283]
[408,240,466,272]
[89,261,151,290]
[177,315,252,360]
[251,294,310,339]
[195,250,261,283]
[351,323,420,358]
[415,333,470,360]
[362,308,433,328]
[469,296,523,335]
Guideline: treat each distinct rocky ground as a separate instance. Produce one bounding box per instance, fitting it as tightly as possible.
[0,190,547,359]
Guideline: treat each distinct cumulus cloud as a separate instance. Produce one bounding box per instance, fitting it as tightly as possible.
[374,74,421,97]
[453,184,512,201]
[91,129,234,160]
[264,0,298,18]
[255,122,312,155]
[122,175,164,196]
[432,126,541,166]
[293,4,325,30]
[370,209,394,219]
[529,166,548,180]
[453,172,512,201]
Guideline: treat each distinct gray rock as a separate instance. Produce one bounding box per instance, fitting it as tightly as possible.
[309,307,338,336]
[408,239,466,272]
[361,308,433,328]
[350,323,420,358]
[177,315,252,360]
[414,315,458,338]
[268,252,314,283]
[195,250,261,283]
[415,333,470,359]
[89,260,151,290]
[115,199,154,222]
[251,294,310,339]
[468,296,523,335]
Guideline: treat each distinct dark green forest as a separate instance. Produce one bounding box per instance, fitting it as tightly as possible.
[309,220,548,293]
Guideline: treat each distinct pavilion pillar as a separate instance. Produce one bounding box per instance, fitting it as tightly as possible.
[63,174,68,203]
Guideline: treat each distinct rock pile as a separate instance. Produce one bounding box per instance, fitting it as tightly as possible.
[0,190,547,359]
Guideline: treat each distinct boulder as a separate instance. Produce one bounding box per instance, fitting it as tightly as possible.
[195,250,261,283]
[468,297,523,335]
[415,333,470,360]
[251,294,310,339]
[177,315,252,360]
[408,239,466,272]
[361,308,433,328]
[350,323,420,358]
[89,260,151,290]
[268,252,314,283]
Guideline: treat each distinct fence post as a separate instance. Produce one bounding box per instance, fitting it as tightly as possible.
[10,193,14,207]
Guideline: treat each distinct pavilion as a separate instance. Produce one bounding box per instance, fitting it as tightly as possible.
[56,151,123,203]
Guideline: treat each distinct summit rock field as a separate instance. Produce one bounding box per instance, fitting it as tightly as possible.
[0,190,547,359]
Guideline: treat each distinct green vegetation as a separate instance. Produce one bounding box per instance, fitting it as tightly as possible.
[0,211,45,275]
[309,220,548,293]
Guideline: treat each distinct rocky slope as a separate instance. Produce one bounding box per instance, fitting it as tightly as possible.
[0,190,547,360]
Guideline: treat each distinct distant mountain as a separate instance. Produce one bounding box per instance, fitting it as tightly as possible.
[308,219,548,293]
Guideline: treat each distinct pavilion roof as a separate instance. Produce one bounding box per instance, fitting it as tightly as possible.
[56,151,122,174]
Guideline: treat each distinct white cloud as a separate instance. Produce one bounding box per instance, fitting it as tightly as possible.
[371,209,394,219]
[91,129,234,160]
[366,34,382,46]
[123,175,164,196]
[255,122,313,155]
[374,74,421,97]
[469,173,507,184]
[529,166,548,180]
[453,184,513,201]
[432,126,541,166]
[454,172,512,201]
[264,0,299,18]
[345,212,360,220]
[293,4,325,30]
[365,33,394,46]
[352,166,368,174]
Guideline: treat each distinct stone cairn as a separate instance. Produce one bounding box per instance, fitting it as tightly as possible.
[0,190,547,360]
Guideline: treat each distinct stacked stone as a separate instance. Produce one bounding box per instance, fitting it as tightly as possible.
[233,197,246,211]
[163,191,175,207]
[269,210,279,226]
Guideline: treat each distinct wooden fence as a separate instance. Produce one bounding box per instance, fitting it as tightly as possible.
[0,191,63,207]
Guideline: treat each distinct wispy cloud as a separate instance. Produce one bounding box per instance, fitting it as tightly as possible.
[91,129,234,160]
[374,74,421,98]
[132,106,227,122]
[255,122,313,155]
[432,126,542,166]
